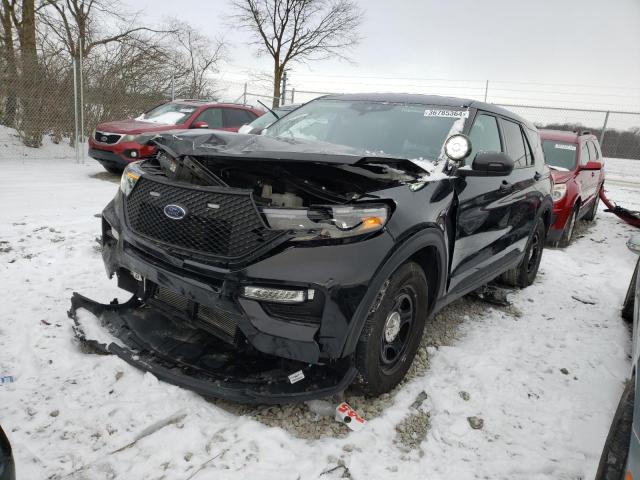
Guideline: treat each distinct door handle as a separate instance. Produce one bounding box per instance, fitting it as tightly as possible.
[533,171,542,181]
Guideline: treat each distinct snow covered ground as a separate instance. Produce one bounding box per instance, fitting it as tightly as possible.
[1,151,639,480]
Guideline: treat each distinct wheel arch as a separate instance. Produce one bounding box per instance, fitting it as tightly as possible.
[340,226,448,357]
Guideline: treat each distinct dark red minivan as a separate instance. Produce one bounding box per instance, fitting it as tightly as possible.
[540,129,605,247]
[89,100,263,173]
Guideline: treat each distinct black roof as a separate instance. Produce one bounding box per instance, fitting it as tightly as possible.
[320,93,534,130]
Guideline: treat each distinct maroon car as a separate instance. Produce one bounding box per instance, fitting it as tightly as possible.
[89,100,263,173]
[540,129,605,246]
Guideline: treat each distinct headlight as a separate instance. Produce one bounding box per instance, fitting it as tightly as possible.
[120,161,144,196]
[263,204,389,240]
[121,133,156,144]
[552,183,567,202]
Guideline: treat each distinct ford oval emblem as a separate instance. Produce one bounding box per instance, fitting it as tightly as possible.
[100,136,108,142]
[163,204,187,220]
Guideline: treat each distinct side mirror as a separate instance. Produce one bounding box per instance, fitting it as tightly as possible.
[192,121,209,129]
[582,161,602,170]
[458,152,514,177]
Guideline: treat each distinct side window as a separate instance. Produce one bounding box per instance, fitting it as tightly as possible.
[468,114,502,164]
[580,142,590,165]
[223,108,256,128]
[194,108,223,129]
[588,140,600,160]
[501,119,528,168]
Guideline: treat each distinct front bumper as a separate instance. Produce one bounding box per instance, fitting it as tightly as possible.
[69,293,357,404]
[88,139,156,170]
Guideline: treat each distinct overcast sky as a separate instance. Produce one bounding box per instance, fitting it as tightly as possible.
[132,0,640,113]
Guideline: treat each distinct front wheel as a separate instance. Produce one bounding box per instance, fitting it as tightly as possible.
[501,217,546,288]
[622,260,639,323]
[355,262,428,396]
[595,377,634,480]
[584,188,601,222]
[558,206,578,248]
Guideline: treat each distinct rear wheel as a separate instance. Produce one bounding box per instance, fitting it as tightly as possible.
[622,260,639,323]
[558,206,578,248]
[595,377,634,480]
[355,262,428,396]
[501,217,545,288]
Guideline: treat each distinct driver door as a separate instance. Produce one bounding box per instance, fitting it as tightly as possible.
[449,112,519,294]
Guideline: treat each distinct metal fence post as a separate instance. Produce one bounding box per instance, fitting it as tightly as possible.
[171,74,175,101]
[291,87,295,104]
[484,80,489,102]
[600,110,610,148]
[281,71,287,106]
[79,37,85,163]
[243,82,247,105]
[72,57,79,164]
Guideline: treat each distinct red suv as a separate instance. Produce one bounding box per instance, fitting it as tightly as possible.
[540,129,605,246]
[89,100,263,173]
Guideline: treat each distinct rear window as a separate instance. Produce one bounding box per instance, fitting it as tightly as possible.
[542,140,577,170]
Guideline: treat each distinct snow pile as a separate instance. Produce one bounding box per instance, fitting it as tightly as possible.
[0,156,639,479]
[0,125,77,161]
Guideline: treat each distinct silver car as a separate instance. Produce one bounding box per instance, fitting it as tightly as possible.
[596,235,640,480]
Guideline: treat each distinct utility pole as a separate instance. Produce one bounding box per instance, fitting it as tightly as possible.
[281,71,287,106]
[600,111,610,148]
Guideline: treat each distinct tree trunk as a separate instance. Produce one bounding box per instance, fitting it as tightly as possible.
[272,63,282,108]
[19,0,42,147]
[0,0,17,127]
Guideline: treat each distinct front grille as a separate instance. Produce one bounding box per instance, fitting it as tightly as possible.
[197,305,238,338]
[151,285,239,341]
[154,286,189,311]
[125,177,282,259]
[95,131,122,144]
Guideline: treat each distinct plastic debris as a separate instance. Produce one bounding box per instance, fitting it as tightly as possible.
[307,400,336,417]
[334,402,366,431]
[0,375,16,385]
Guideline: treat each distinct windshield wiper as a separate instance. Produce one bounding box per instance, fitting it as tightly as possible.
[257,100,280,120]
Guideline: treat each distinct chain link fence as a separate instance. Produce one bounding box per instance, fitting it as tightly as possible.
[2,76,639,163]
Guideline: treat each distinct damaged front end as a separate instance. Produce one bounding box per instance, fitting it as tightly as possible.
[69,293,356,404]
[71,130,445,403]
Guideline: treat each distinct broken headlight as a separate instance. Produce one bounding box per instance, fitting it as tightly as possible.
[119,161,144,196]
[263,204,389,240]
[552,183,567,202]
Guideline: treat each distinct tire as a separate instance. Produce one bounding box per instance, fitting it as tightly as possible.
[103,165,123,174]
[622,261,639,323]
[584,188,602,222]
[595,377,634,480]
[501,217,546,288]
[355,262,428,396]
[558,206,578,248]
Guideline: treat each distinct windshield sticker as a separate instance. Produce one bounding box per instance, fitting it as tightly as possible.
[179,108,196,113]
[555,144,576,151]
[424,109,469,118]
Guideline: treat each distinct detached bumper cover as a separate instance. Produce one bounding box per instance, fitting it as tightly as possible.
[68,293,357,404]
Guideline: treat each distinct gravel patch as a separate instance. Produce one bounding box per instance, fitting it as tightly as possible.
[216,295,494,439]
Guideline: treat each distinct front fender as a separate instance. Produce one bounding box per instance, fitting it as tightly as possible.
[340,226,448,357]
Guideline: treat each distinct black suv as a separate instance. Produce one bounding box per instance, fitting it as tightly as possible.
[71,94,553,403]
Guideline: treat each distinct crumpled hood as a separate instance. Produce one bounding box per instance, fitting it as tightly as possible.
[96,118,179,135]
[151,129,431,171]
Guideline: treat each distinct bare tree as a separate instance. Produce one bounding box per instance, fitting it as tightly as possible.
[0,0,18,126]
[165,19,225,99]
[231,0,363,107]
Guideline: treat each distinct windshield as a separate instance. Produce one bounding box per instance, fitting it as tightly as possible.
[247,111,277,131]
[264,99,467,161]
[542,140,577,170]
[138,102,198,125]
